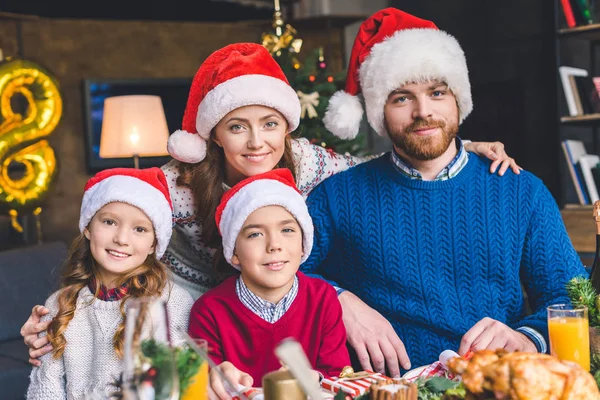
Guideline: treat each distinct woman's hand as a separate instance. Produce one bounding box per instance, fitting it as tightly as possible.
[20,305,53,366]
[465,141,522,176]
[208,361,253,400]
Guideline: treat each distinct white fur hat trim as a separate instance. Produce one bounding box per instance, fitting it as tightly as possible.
[79,175,172,258]
[219,179,313,270]
[323,91,364,140]
[167,129,207,164]
[196,74,301,139]
[360,28,472,137]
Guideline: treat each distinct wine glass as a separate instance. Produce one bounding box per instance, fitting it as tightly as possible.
[122,298,180,400]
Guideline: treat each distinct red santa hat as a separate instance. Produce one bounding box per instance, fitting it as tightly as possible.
[215,169,313,269]
[324,7,473,139]
[79,167,173,258]
[167,43,301,164]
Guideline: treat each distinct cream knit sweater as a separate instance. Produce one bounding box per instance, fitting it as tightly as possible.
[26,282,194,400]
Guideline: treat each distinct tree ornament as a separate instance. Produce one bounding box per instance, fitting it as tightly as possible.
[297,90,320,119]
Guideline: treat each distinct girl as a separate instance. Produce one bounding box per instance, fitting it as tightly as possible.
[23,43,519,363]
[26,168,194,399]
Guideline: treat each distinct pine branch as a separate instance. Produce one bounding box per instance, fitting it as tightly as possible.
[566,276,600,326]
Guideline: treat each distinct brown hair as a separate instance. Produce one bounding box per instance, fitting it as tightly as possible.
[47,233,168,359]
[176,131,297,274]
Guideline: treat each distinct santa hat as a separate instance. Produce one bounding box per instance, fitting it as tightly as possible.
[167,43,301,164]
[324,7,472,139]
[215,169,313,269]
[79,167,173,258]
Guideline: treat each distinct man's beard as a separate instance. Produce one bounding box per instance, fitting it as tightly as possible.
[387,118,459,161]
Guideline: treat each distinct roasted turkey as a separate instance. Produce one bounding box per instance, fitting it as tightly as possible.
[446,349,600,399]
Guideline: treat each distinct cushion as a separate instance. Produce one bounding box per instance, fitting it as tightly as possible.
[0,338,33,400]
[0,242,67,342]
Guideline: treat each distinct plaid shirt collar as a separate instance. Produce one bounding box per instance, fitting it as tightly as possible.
[391,137,469,181]
[88,277,129,302]
[236,274,299,323]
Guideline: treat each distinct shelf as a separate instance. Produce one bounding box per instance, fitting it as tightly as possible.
[558,23,600,40]
[561,205,595,253]
[561,113,600,124]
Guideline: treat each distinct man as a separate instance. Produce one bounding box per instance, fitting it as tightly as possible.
[301,8,586,378]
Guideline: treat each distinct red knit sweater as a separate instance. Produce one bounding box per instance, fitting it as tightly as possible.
[188,271,350,385]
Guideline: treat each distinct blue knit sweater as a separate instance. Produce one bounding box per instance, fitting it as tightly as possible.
[302,153,586,369]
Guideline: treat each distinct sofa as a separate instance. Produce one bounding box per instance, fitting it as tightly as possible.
[0,241,67,400]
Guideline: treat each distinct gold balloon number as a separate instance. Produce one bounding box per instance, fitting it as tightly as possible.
[0,59,62,216]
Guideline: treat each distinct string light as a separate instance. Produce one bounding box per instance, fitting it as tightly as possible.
[327,76,334,83]
[309,75,315,82]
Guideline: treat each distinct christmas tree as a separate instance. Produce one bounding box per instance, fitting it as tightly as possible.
[261,18,367,156]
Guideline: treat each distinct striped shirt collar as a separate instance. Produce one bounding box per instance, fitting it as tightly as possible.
[236,275,299,323]
[390,137,469,181]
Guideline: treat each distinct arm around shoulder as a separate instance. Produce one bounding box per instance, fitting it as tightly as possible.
[292,137,378,195]
[26,292,67,400]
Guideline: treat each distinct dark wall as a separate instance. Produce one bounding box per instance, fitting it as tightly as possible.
[390,0,560,200]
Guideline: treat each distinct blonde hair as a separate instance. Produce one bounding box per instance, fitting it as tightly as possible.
[47,233,168,359]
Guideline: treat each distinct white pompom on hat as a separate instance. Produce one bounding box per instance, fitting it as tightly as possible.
[324,7,473,139]
[79,167,173,258]
[214,169,313,270]
[167,43,301,164]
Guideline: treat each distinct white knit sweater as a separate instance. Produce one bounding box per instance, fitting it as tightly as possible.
[162,137,370,299]
[26,282,194,400]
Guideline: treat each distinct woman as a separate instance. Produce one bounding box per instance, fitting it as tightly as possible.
[23,42,519,363]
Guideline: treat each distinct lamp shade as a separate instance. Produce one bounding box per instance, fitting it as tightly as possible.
[99,95,170,158]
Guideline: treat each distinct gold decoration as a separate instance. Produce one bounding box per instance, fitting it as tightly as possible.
[297,90,320,119]
[338,366,372,380]
[339,365,355,378]
[261,0,302,58]
[261,24,303,56]
[0,58,62,215]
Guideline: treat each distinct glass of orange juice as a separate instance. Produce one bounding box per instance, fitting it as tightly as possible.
[180,338,209,400]
[547,304,590,371]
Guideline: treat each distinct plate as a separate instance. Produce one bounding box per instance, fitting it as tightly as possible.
[401,365,428,380]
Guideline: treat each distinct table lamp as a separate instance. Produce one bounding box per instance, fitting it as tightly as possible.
[99,95,170,168]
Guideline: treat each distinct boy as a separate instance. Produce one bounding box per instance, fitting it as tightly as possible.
[188,169,350,394]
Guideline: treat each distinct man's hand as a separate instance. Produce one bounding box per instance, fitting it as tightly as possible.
[464,141,522,176]
[208,361,253,400]
[458,317,538,355]
[21,305,53,366]
[339,291,410,378]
